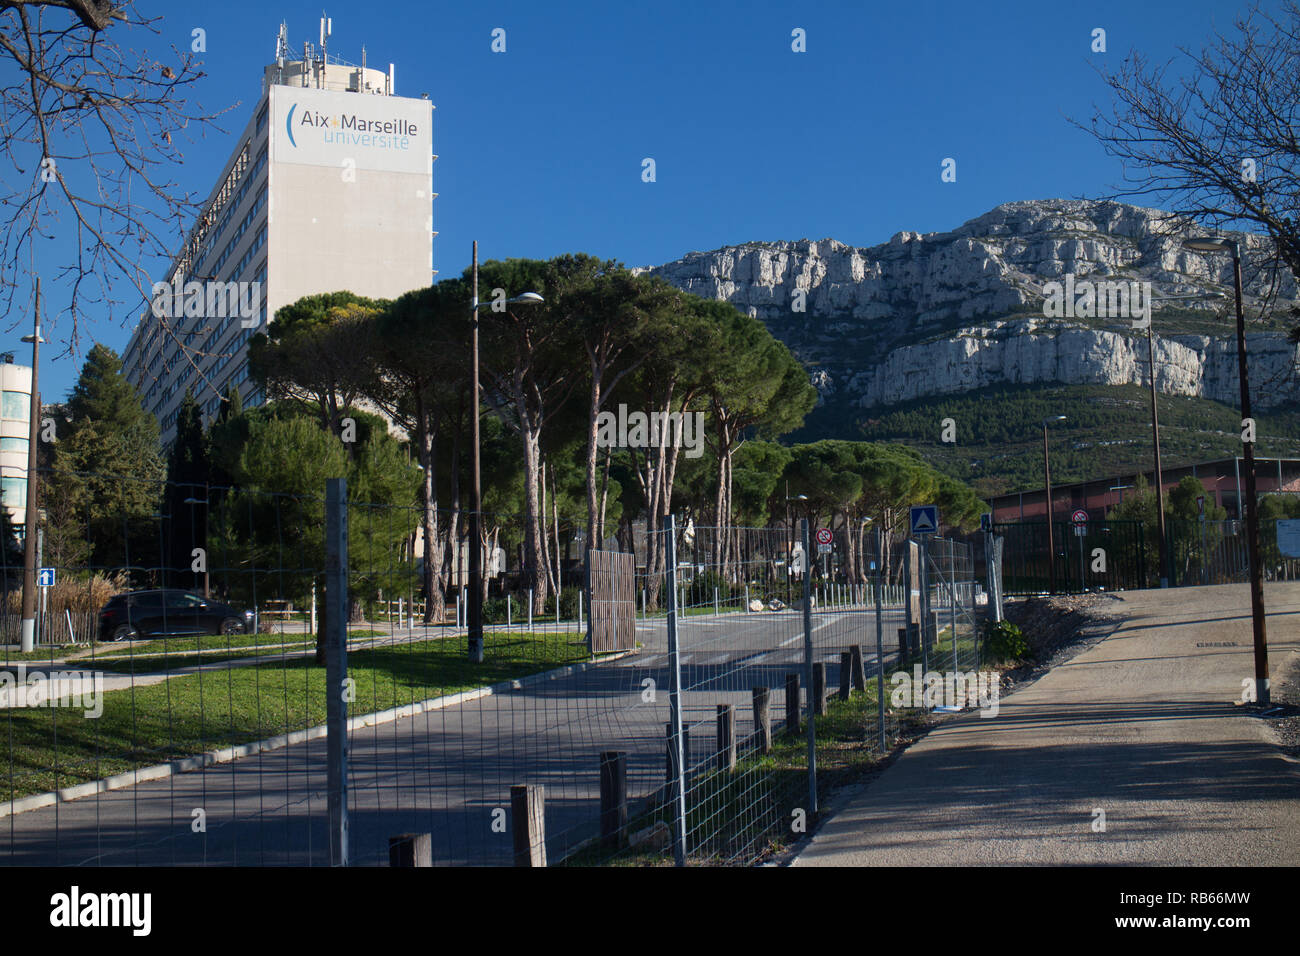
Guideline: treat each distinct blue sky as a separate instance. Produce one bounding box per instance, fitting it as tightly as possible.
[7,0,1273,400]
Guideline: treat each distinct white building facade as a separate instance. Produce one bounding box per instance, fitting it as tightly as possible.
[0,358,32,524]
[123,29,435,443]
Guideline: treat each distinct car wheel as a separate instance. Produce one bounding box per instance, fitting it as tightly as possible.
[220,618,245,635]
[110,624,139,642]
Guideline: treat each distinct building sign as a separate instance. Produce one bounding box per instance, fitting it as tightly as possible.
[269,85,432,176]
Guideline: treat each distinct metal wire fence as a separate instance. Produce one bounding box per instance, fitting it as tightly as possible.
[2,473,984,867]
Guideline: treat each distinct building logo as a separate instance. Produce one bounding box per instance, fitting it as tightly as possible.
[283,101,419,152]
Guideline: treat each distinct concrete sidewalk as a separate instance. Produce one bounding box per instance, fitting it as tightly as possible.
[794,582,1300,866]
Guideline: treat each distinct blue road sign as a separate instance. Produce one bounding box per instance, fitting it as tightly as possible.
[910,505,939,535]
[38,567,55,587]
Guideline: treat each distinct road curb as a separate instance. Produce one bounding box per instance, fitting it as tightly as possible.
[0,647,636,821]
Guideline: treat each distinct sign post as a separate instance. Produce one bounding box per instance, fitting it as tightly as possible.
[1071,511,1088,593]
[910,506,939,687]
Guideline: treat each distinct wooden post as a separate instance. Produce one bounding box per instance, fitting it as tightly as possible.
[752,686,771,754]
[388,833,432,867]
[510,784,546,867]
[785,673,801,735]
[599,751,628,851]
[716,704,735,772]
[898,626,911,664]
[812,661,827,716]
[850,644,866,692]
[665,721,691,782]
[839,651,852,701]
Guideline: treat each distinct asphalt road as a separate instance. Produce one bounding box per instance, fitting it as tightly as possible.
[3,602,906,865]
[794,582,1300,866]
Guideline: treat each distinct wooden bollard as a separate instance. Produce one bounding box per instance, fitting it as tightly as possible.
[753,687,771,754]
[839,651,852,701]
[665,721,691,782]
[389,832,432,867]
[599,751,628,851]
[716,704,736,772]
[812,662,827,716]
[850,644,866,692]
[785,673,801,735]
[511,784,546,867]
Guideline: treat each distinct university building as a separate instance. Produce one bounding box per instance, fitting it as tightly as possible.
[122,21,435,444]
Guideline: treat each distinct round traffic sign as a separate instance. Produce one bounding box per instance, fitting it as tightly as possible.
[815,527,833,545]
[1071,509,1088,525]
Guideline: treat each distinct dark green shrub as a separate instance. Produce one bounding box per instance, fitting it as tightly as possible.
[981,619,1028,663]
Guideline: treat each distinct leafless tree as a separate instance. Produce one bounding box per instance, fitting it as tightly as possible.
[0,0,228,359]
[1082,1,1300,341]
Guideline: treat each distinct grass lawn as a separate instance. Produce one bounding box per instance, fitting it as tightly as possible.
[2,629,595,801]
[562,680,936,867]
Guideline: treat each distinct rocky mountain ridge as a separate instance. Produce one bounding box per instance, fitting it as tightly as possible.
[638,199,1300,411]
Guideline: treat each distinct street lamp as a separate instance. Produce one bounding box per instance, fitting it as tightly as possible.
[1041,415,1066,595]
[469,240,543,662]
[1109,484,1134,504]
[1182,235,1269,704]
[18,279,44,653]
[784,487,807,604]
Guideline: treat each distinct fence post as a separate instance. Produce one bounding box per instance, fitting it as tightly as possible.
[507,594,512,627]
[388,833,432,867]
[714,586,719,615]
[664,514,688,867]
[785,673,801,736]
[599,751,628,851]
[744,584,750,611]
[839,651,852,701]
[753,687,770,754]
[850,644,865,692]
[665,721,691,783]
[874,525,886,751]
[812,661,827,715]
[716,704,735,771]
[510,784,546,866]
[801,519,818,816]
[528,589,533,631]
[325,477,349,868]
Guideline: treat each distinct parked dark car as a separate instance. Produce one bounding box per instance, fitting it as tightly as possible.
[98,589,253,642]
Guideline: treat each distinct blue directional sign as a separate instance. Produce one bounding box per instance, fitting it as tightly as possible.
[38,567,55,587]
[910,505,939,536]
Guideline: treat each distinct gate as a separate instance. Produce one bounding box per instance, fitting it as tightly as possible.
[996,519,1149,595]
[587,548,636,653]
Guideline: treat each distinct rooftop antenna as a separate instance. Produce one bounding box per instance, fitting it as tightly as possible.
[320,11,331,71]
[361,45,366,92]
[275,21,289,67]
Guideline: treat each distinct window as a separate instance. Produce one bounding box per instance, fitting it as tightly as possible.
[1,476,25,508]
[0,437,28,454]
[2,391,28,421]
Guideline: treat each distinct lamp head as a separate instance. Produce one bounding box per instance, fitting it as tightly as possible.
[1183,236,1236,254]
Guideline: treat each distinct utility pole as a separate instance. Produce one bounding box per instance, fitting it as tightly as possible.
[19,279,43,653]
[468,242,484,662]
[1146,321,1169,587]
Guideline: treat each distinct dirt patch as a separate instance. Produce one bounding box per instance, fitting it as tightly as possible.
[998,592,1125,696]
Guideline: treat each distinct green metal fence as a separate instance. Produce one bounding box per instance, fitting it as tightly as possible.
[996,520,1149,595]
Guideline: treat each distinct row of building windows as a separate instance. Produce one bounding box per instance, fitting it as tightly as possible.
[196,149,268,273]
[205,188,267,278]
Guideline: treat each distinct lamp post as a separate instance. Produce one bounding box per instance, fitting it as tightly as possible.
[19,279,44,653]
[1041,415,1066,595]
[469,241,543,662]
[1183,236,1269,703]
